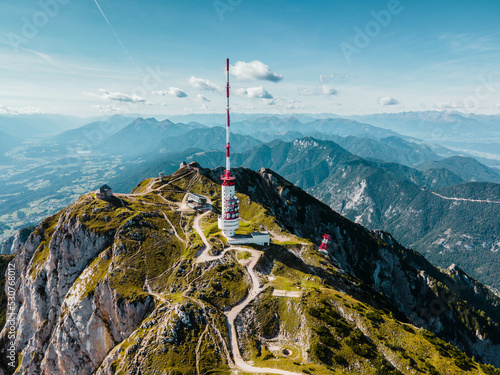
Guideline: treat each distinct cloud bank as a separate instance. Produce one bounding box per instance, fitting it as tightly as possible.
[85,89,149,104]
[0,105,43,115]
[436,101,463,109]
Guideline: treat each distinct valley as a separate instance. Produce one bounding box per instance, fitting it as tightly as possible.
[2,114,500,292]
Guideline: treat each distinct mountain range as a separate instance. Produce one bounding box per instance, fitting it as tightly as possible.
[173,138,500,290]
[348,111,500,160]
[1,164,500,374]
[416,156,500,184]
[1,115,500,294]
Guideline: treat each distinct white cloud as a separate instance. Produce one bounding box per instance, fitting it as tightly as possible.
[378,96,400,106]
[268,98,304,111]
[188,76,221,92]
[102,90,146,103]
[298,85,337,96]
[297,87,314,96]
[319,73,349,83]
[283,99,304,110]
[85,89,150,104]
[320,85,338,95]
[168,87,187,98]
[91,104,125,114]
[436,101,463,109]
[0,105,43,115]
[197,94,211,102]
[231,60,283,82]
[235,86,273,99]
[152,87,187,98]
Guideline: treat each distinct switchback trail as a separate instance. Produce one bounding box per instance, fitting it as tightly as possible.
[193,204,302,375]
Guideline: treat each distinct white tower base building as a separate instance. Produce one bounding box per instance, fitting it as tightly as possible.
[218,175,239,237]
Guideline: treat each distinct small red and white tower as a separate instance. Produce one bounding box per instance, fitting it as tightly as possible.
[218,58,240,237]
[319,234,331,253]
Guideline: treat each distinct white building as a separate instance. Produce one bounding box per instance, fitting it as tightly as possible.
[227,232,271,246]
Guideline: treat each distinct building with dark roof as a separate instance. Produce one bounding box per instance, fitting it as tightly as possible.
[95,184,113,199]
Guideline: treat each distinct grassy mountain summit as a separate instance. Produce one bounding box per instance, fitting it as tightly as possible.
[181,137,500,290]
[1,163,499,375]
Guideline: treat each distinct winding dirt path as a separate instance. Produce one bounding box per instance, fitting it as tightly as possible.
[431,191,500,204]
[115,178,303,372]
[194,211,224,263]
[193,208,302,375]
[143,279,167,303]
[161,211,187,245]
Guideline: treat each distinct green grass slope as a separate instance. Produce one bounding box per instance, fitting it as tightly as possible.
[3,165,500,374]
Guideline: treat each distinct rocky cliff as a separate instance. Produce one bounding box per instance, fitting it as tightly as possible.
[1,227,35,255]
[0,163,499,375]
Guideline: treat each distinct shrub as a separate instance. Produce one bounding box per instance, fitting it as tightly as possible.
[423,361,441,375]
[314,326,337,347]
[310,342,330,363]
[454,356,473,371]
[344,329,375,358]
[402,324,415,333]
[332,353,347,365]
[480,364,500,375]
[366,311,383,322]
[373,357,403,375]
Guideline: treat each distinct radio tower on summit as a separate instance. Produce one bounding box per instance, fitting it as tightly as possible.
[218,58,240,237]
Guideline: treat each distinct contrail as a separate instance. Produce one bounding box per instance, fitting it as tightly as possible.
[93,0,141,72]
[0,39,55,65]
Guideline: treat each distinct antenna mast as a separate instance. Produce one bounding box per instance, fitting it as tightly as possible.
[218,58,239,237]
[226,58,231,171]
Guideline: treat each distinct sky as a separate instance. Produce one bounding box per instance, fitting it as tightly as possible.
[1,0,500,117]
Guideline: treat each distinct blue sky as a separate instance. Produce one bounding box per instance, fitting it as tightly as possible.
[1,0,500,116]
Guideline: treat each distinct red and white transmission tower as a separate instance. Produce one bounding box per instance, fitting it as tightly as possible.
[318,234,331,252]
[217,58,240,237]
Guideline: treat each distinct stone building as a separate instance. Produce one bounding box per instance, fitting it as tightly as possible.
[95,184,113,199]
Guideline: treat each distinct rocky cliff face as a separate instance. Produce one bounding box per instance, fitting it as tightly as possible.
[196,137,500,290]
[1,227,35,255]
[206,166,500,366]
[0,164,499,374]
[0,201,155,374]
